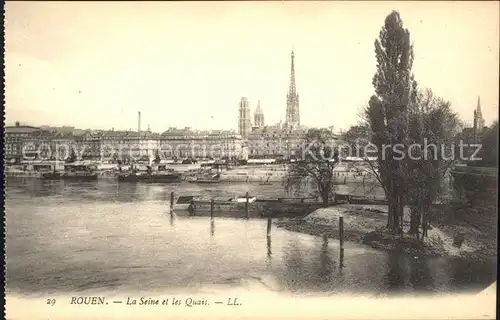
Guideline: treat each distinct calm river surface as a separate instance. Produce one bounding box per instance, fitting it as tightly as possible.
[5,178,496,297]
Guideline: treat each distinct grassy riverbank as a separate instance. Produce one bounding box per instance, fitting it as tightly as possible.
[274,204,497,261]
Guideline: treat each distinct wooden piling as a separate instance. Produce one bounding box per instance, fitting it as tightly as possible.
[267,217,272,236]
[190,199,196,215]
[266,235,272,259]
[170,192,174,212]
[339,216,344,249]
[245,191,249,218]
[210,198,214,219]
[339,246,344,269]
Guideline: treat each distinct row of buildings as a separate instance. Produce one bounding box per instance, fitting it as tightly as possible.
[5,51,343,163]
[4,122,341,163]
[4,124,244,162]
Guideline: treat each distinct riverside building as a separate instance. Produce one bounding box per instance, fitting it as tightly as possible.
[4,122,41,163]
[98,130,160,162]
[159,128,243,160]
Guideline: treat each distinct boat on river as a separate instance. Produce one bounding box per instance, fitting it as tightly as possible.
[41,163,98,181]
[173,195,321,218]
[117,166,182,183]
[259,177,272,185]
[187,173,221,184]
[333,192,387,205]
[173,195,259,217]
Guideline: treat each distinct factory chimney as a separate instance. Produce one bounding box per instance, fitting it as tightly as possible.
[138,111,141,132]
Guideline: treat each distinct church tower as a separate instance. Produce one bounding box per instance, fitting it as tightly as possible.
[475,96,485,132]
[254,100,265,128]
[238,97,252,139]
[285,51,300,129]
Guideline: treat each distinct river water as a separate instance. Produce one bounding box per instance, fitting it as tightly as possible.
[5,178,496,297]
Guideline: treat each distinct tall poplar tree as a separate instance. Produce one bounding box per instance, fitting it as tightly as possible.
[365,11,417,234]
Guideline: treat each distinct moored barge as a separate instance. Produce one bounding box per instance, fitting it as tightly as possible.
[172,195,321,218]
[41,163,98,181]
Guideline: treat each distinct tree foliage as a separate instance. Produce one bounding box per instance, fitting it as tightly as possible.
[365,11,464,239]
[471,121,498,167]
[404,89,461,237]
[153,151,161,164]
[342,123,372,158]
[66,148,78,163]
[283,128,339,206]
[365,11,417,234]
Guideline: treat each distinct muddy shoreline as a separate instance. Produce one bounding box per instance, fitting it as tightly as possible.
[274,204,497,262]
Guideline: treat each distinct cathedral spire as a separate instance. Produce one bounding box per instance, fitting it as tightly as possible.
[288,51,296,95]
[475,95,485,133]
[286,50,300,128]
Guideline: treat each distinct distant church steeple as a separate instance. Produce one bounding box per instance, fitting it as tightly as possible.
[254,100,264,128]
[285,50,300,129]
[475,96,485,131]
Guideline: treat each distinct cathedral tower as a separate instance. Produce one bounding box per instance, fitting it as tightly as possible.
[285,51,300,129]
[238,97,252,139]
[254,100,265,128]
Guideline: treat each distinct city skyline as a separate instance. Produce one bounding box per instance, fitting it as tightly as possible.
[5,1,499,132]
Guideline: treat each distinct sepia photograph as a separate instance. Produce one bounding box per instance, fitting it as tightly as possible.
[3,1,498,319]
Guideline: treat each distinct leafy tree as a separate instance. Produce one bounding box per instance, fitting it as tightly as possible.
[343,123,372,158]
[283,128,339,206]
[404,88,461,237]
[153,151,161,164]
[66,148,78,163]
[365,11,417,234]
[471,121,498,167]
[366,12,463,238]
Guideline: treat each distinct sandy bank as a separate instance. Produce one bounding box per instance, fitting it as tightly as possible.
[275,204,495,260]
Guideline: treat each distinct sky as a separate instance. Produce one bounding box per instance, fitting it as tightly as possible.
[4,1,499,132]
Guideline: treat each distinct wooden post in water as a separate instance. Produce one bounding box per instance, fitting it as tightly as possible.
[170,192,174,213]
[190,199,196,215]
[266,235,272,260]
[245,191,249,218]
[210,198,214,219]
[339,216,344,249]
[339,245,344,269]
[267,217,272,236]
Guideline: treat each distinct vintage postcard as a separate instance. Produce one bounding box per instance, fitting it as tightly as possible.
[3,1,498,319]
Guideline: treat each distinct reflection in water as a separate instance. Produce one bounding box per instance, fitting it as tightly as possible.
[115,182,141,202]
[319,235,333,282]
[169,212,175,227]
[266,236,272,263]
[409,256,433,290]
[282,241,305,291]
[339,249,344,276]
[449,256,497,292]
[7,178,64,198]
[386,252,406,292]
[210,220,215,237]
